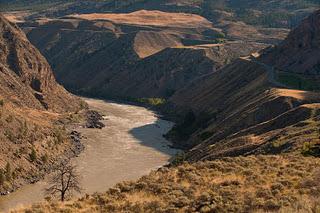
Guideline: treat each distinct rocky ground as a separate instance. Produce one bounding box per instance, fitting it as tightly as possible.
[85,110,105,129]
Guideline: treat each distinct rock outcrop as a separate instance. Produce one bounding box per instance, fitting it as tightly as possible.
[0,14,82,112]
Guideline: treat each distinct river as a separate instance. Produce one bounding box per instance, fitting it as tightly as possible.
[0,98,178,212]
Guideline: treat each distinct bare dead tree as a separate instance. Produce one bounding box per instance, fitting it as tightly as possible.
[45,159,82,201]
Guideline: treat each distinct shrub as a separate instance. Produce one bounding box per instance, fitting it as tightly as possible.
[5,162,11,181]
[301,141,320,157]
[54,128,65,145]
[136,98,166,106]
[4,130,15,142]
[200,131,214,140]
[41,154,48,163]
[215,38,226,43]
[29,147,37,162]
[0,169,5,186]
[0,99,4,107]
[171,152,187,166]
[6,115,13,123]
[18,120,28,139]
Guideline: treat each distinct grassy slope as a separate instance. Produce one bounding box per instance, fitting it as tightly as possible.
[17,155,320,212]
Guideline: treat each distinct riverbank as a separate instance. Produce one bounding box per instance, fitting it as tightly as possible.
[0,98,178,212]
[0,108,90,196]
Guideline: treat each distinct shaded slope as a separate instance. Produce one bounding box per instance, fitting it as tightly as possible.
[105,42,266,99]
[167,10,320,160]
[24,13,265,99]
[260,10,320,75]
[169,58,320,159]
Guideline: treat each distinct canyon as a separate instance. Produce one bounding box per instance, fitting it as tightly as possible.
[0,0,320,212]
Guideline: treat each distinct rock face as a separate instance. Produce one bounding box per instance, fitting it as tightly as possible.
[167,10,320,161]
[0,15,82,112]
[261,10,320,74]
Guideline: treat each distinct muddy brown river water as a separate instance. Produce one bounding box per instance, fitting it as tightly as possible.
[0,98,178,212]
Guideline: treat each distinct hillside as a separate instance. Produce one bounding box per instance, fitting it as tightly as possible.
[0,15,84,194]
[166,10,320,161]
[17,155,320,212]
[0,15,82,112]
[2,4,320,213]
[1,0,319,28]
[70,10,213,28]
[22,11,267,100]
[261,10,320,75]
[7,1,316,101]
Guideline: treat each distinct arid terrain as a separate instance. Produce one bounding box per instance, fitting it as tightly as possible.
[16,155,320,212]
[0,14,86,196]
[20,9,269,100]
[70,10,213,28]
[0,0,320,213]
[166,10,320,160]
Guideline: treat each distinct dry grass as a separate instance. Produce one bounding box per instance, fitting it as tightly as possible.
[17,155,320,213]
[2,11,32,23]
[275,89,320,102]
[70,10,212,28]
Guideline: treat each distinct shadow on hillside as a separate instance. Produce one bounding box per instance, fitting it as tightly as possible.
[129,118,179,156]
